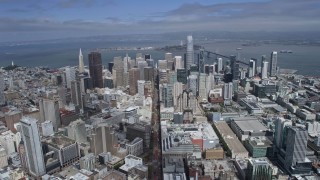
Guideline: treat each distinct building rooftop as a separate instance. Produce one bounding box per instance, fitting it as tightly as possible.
[232,119,268,132]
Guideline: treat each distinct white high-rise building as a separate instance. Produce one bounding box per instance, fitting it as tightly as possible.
[137,80,145,97]
[39,99,61,131]
[79,48,84,73]
[173,82,183,107]
[68,119,87,143]
[223,82,233,100]
[20,117,46,177]
[174,56,183,71]
[270,51,278,77]
[123,54,130,72]
[198,73,207,99]
[249,59,256,77]
[65,67,76,89]
[217,58,223,73]
[262,61,269,79]
[207,73,215,92]
[186,35,194,70]
[188,75,198,95]
[158,60,167,70]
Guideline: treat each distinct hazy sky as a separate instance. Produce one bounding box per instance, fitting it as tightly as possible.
[0,0,319,42]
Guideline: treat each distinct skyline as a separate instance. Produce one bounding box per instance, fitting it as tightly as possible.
[0,0,320,42]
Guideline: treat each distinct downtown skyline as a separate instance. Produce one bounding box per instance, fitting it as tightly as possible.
[0,0,319,42]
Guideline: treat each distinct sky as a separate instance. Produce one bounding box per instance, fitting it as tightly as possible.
[0,0,319,42]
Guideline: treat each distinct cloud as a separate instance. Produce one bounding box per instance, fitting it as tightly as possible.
[0,0,319,42]
[57,0,115,8]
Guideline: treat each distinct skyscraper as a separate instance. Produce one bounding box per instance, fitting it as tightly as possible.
[217,58,223,73]
[39,99,61,131]
[261,61,269,79]
[113,56,124,87]
[223,82,233,100]
[71,80,83,111]
[158,60,168,70]
[186,35,194,70]
[138,61,148,80]
[247,158,273,180]
[65,67,76,89]
[161,83,173,108]
[123,54,130,73]
[198,73,207,99]
[129,68,140,95]
[188,75,198,95]
[88,52,103,88]
[269,51,277,77]
[284,127,308,167]
[144,67,154,82]
[174,56,183,71]
[20,117,46,177]
[79,48,84,73]
[249,59,256,77]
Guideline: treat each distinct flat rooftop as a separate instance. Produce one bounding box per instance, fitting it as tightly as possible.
[214,121,236,137]
[233,120,268,132]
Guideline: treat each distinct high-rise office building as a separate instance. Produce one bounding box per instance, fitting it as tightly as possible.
[274,118,311,175]
[188,75,198,95]
[146,59,154,68]
[113,56,124,87]
[217,58,223,73]
[249,59,256,77]
[144,67,154,82]
[68,119,87,143]
[0,74,5,105]
[261,61,269,79]
[247,158,273,180]
[261,55,266,74]
[39,99,61,131]
[158,60,167,70]
[177,69,187,84]
[129,68,140,95]
[186,35,194,70]
[138,61,148,80]
[269,51,277,77]
[20,117,46,177]
[165,52,173,61]
[108,62,114,74]
[65,67,76,89]
[79,48,84,73]
[161,83,173,108]
[223,82,233,100]
[174,56,183,71]
[88,52,103,88]
[145,54,151,60]
[137,80,145,97]
[198,73,207,99]
[173,82,183,107]
[71,80,83,110]
[123,54,130,72]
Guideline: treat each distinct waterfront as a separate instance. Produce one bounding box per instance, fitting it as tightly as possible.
[0,38,319,76]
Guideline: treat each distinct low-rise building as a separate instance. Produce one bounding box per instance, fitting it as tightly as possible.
[213,121,248,159]
[205,147,224,160]
[230,117,269,141]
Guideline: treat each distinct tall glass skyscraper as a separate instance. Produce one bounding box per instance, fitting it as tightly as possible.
[186,35,194,70]
[88,52,103,88]
[20,117,46,177]
[269,51,277,77]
